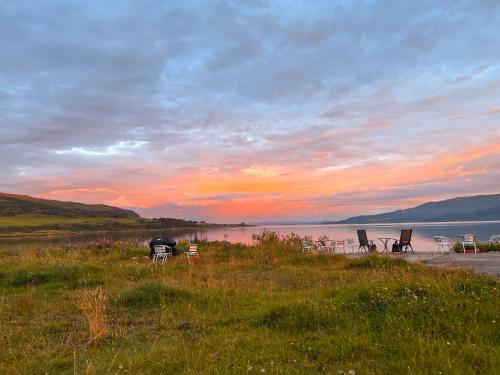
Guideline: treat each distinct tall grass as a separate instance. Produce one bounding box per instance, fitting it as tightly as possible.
[77,286,109,345]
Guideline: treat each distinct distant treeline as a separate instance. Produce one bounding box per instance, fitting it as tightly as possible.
[143,218,247,229]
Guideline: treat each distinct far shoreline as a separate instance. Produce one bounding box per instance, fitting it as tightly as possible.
[255,220,500,228]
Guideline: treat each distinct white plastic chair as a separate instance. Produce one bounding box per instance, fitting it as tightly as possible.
[335,240,346,254]
[346,238,356,253]
[489,234,500,248]
[301,241,313,254]
[152,245,173,262]
[319,240,334,253]
[186,244,198,259]
[433,236,453,254]
[459,234,478,254]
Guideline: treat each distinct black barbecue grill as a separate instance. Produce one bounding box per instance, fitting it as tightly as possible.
[148,236,179,257]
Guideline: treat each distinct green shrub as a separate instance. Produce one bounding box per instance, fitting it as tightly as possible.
[452,241,500,252]
[251,230,302,247]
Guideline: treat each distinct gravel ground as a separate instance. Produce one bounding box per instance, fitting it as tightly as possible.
[347,251,500,277]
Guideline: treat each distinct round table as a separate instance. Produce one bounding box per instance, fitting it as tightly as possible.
[377,237,397,252]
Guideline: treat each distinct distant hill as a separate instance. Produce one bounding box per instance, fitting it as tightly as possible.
[0,192,139,218]
[330,194,500,224]
[0,192,244,236]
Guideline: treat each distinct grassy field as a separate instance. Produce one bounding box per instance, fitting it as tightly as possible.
[0,214,146,237]
[0,235,498,374]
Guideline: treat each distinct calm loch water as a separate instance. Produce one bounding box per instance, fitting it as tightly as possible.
[180,222,500,251]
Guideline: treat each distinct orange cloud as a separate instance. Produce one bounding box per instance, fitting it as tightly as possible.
[30,141,500,221]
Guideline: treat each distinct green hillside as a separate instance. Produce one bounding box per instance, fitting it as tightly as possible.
[0,192,139,218]
[0,193,237,235]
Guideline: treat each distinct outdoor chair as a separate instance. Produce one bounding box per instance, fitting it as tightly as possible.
[152,245,173,262]
[335,239,346,254]
[301,241,313,254]
[459,234,478,254]
[316,240,333,253]
[346,238,356,253]
[489,234,500,248]
[433,236,453,254]
[329,240,336,253]
[393,229,414,254]
[357,230,374,252]
[186,244,199,259]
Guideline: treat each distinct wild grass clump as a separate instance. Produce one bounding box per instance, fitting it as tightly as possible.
[288,253,345,266]
[345,254,410,270]
[252,230,302,247]
[210,242,252,261]
[77,286,109,345]
[115,282,192,308]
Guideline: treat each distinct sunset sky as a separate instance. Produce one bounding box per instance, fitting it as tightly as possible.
[1,0,500,223]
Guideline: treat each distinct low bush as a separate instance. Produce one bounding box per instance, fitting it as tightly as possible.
[452,241,500,252]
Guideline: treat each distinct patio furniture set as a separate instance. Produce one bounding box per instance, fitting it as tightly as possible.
[302,231,500,255]
[301,229,415,254]
[149,236,199,262]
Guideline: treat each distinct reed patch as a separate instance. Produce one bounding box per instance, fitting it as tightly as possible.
[77,286,109,345]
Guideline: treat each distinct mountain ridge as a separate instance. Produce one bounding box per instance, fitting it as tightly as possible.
[327,194,500,224]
